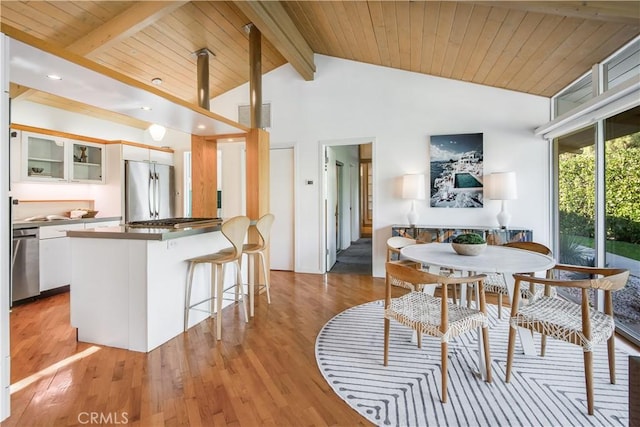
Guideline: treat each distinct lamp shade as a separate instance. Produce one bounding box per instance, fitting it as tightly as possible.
[402,174,426,200]
[148,124,167,142]
[486,171,517,200]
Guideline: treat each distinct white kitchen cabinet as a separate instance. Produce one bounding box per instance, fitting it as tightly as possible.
[70,141,105,183]
[21,132,68,182]
[122,143,174,166]
[85,219,120,229]
[39,223,84,292]
[19,131,105,184]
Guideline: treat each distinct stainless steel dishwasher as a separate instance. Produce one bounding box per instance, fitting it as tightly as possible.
[12,227,40,304]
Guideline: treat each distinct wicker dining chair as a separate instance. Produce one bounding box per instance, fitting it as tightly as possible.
[482,241,555,319]
[505,264,629,415]
[384,261,492,403]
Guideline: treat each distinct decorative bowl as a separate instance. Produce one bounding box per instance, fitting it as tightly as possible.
[452,242,487,256]
[30,167,44,174]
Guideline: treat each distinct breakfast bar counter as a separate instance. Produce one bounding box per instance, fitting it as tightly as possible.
[68,224,234,352]
[66,223,221,240]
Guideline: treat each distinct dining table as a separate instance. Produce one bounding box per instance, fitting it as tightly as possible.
[400,242,556,367]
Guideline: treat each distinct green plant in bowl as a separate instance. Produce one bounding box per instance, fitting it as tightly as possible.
[452,233,487,255]
[452,233,486,244]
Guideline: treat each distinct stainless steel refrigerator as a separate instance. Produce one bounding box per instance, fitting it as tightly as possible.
[125,160,175,222]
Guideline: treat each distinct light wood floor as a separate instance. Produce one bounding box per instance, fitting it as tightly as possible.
[4,272,388,427]
[5,272,637,426]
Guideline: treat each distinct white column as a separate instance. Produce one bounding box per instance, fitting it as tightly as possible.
[1,33,12,422]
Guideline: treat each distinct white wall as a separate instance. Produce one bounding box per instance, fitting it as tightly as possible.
[212,54,551,277]
[1,33,11,422]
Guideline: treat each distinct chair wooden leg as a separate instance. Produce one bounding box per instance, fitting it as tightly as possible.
[215,264,224,340]
[441,341,448,403]
[540,334,547,357]
[247,254,255,318]
[505,326,517,383]
[417,328,422,349]
[584,350,594,415]
[184,261,196,332]
[451,284,458,305]
[383,318,390,366]
[482,326,492,383]
[259,251,271,304]
[236,260,249,322]
[497,294,502,319]
[608,336,616,384]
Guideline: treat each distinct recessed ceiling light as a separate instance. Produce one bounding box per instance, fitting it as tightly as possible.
[47,74,62,80]
[141,106,152,111]
[197,124,206,129]
[151,77,162,85]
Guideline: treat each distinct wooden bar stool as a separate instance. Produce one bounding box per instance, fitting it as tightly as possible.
[243,213,274,316]
[184,215,250,339]
[222,213,275,317]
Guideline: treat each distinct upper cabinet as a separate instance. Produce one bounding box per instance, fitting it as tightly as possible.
[23,133,67,181]
[70,141,104,182]
[19,131,105,183]
[121,143,174,166]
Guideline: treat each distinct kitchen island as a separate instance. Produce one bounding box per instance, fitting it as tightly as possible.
[67,223,235,352]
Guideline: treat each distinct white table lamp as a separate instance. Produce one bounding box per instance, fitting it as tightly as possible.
[402,174,426,226]
[486,171,517,228]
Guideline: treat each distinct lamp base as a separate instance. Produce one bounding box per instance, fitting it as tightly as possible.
[496,200,511,229]
[407,200,418,226]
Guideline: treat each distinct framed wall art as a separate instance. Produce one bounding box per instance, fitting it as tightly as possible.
[429,132,484,208]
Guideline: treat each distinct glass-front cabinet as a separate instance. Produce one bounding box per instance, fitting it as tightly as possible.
[70,141,103,182]
[21,132,104,183]
[23,133,67,181]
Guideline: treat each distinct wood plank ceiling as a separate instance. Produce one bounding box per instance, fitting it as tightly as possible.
[1,1,639,129]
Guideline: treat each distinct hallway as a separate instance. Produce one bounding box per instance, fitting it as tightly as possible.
[329,238,372,275]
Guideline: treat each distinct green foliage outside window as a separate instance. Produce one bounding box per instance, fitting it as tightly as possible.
[559,133,640,249]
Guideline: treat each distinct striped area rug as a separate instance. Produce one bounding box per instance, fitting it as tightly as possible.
[315,300,629,427]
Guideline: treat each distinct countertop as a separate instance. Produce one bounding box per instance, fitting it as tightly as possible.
[13,216,122,229]
[65,224,222,241]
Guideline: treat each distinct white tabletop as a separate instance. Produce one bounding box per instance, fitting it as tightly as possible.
[400,243,555,274]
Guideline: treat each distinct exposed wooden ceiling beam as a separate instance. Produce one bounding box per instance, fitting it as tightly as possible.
[67,1,188,57]
[12,2,187,109]
[234,0,315,81]
[2,23,249,134]
[474,1,640,25]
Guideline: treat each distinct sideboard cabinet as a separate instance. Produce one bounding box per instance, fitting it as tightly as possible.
[391,225,532,245]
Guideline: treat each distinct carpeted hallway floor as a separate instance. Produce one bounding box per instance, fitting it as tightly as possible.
[329,238,372,275]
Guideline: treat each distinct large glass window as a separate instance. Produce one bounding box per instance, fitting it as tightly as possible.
[604,107,640,341]
[554,107,640,345]
[556,125,596,269]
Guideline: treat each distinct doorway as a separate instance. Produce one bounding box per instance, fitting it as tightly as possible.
[323,140,373,274]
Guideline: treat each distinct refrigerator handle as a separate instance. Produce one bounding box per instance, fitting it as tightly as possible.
[154,172,160,218]
[148,171,155,218]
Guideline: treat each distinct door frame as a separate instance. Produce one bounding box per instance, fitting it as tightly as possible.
[319,137,375,273]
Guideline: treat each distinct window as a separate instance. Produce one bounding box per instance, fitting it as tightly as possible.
[604,37,640,92]
[554,73,593,117]
[554,107,640,345]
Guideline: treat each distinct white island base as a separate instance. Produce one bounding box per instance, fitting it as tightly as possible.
[70,227,238,352]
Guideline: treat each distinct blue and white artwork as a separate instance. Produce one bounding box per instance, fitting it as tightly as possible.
[429,133,484,208]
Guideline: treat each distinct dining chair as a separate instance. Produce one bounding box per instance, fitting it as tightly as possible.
[386,236,418,262]
[184,215,250,339]
[481,241,555,319]
[505,264,629,415]
[384,261,492,403]
[386,237,460,303]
